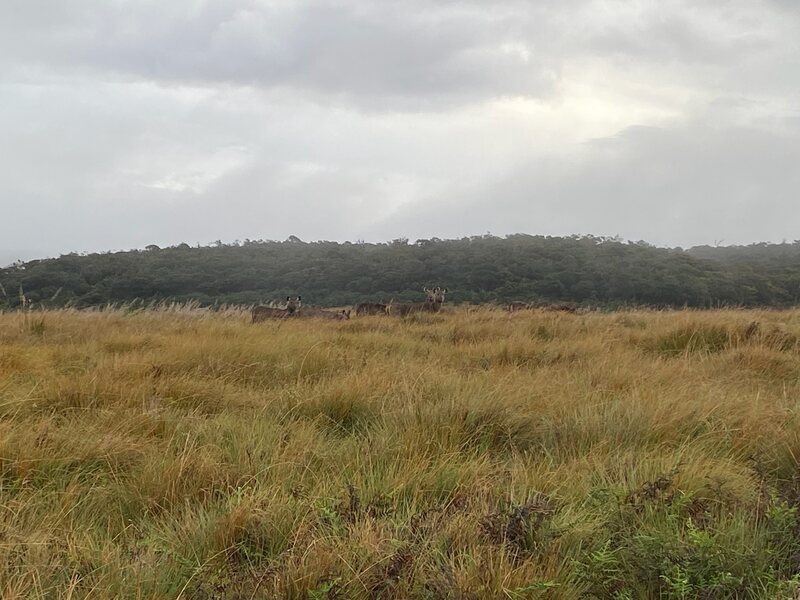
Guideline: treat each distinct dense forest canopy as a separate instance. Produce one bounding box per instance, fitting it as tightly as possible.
[2,235,800,309]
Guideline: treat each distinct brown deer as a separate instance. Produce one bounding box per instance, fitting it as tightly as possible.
[355,302,389,316]
[388,287,447,316]
[251,296,302,323]
[543,303,578,313]
[506,301,530,312]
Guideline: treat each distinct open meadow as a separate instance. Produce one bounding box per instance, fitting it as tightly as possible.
[4,306,800,599]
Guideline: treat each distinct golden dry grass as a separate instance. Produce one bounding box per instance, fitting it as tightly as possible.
[2,306,800,598]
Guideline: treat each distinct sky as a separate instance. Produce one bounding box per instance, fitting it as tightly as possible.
[1,0,799,264]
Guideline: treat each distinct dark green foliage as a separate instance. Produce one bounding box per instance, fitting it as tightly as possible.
[575,471,800,599]
[3,235,800,309]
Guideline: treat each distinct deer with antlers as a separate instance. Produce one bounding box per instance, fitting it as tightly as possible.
[388,287,448,316]
[251,296,302,323]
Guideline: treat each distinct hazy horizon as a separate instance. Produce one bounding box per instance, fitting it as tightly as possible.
[2,1,799,262]
[4,230,799,269]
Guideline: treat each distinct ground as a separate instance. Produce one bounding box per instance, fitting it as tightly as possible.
[2,306,800,599]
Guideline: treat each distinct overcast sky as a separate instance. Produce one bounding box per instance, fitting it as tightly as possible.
[1,0,799,264]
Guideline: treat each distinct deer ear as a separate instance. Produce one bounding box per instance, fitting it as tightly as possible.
[442,288,448,293]
[286,296,290,301]
[297,296,302,302]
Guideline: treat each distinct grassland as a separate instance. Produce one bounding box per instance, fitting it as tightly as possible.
[3,307,800,599]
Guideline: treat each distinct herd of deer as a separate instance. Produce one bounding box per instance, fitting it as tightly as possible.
[251,287,581,323]
[251,287,448,323]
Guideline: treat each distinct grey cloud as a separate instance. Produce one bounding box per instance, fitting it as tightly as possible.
[2,157,411,256]
[10,1,796,110]
[375,121,800,248]
[2,1,799,260]
[0,0,560,108]
[588,13,770,66]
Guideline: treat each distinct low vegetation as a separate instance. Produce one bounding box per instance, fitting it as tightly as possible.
[3,306,800,598]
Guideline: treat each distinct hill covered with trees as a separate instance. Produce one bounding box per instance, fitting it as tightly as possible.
[1,235,799,309]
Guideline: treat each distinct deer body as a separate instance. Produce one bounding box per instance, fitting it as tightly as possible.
[355,302,389,316]
[543,303,578,313]
[251,296,302,323]
[389,287,447,316]
[506,301,530,312]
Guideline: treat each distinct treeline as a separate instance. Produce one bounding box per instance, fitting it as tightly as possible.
[2,235,800,309]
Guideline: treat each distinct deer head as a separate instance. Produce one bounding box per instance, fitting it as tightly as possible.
[424,287,447,304]
[285,296,302,312]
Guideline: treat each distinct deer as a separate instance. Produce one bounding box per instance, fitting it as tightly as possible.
[506,301,530,312]
[251,296,302,323]
[388,287,447,316]
[543,303,578,313]
[355,302,389,316]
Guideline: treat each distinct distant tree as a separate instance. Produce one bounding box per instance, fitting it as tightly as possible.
[1,236,799,310]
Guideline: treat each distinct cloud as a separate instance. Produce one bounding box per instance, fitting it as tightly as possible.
[375,118,800,247]
[0,0,562,108]
[6,1,795,107]
[1,0,799,259]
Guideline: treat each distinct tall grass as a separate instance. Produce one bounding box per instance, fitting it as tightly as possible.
[2,307,800,598]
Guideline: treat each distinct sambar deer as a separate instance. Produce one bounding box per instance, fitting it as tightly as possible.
[506,301,530,312]
[388,287,448,316]
[355,302,389,316]
[543,303,578,314]
[251,296,302,323]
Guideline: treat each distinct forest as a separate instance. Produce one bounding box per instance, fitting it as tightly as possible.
[2,234,800,309]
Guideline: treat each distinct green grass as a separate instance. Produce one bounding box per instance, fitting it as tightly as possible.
[2,306,800,598]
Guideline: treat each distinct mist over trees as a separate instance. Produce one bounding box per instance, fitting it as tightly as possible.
[2,235,800,309]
